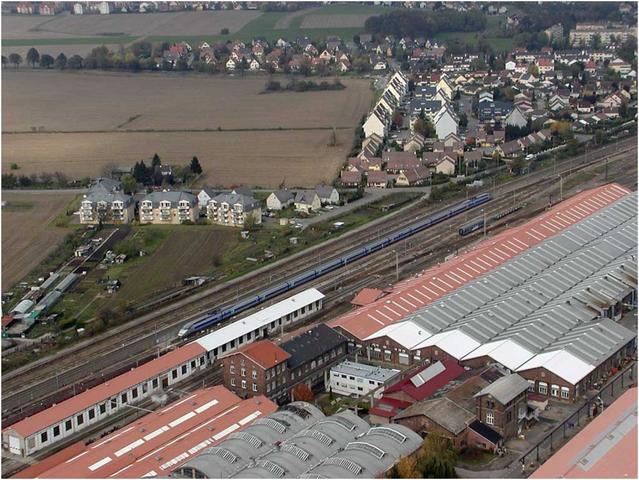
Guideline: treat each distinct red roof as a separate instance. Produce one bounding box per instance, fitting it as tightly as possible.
[223,339,290,370]
[531,387,637,479]
[351,288,384,306]
[369,397,412,418]
[329,184,631,341]
[4,342,207,438]
[2,314,15,327]
[384,360,465,402]
[29,387,277,478]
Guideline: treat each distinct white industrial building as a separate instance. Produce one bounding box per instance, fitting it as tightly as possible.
[328,361,400,398]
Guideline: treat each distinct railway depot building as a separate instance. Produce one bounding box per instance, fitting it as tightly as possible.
[14,386,278,479]
[2,289,324,458]
[2,343,208,457]
[173,403,422,479]
[329,184,637,404]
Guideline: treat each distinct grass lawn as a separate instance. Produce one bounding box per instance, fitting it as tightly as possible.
[459,447,495,465]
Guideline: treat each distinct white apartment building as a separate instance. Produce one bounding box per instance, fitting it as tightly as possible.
[328,361,400,399]
[139,191,198,224]
[79,178,134,224]
[207,192,262,227]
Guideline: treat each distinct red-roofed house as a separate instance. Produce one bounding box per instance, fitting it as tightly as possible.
[220,340,291,400]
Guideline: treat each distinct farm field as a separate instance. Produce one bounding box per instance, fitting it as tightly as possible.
[2,129,354,188]
[2,70,371,132]
[2,70,371,187]
[1,191,76,289]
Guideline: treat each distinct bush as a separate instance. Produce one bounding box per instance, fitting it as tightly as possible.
[220,27,229,35]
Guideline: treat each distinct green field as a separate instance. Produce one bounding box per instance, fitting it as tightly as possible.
[2,35,137,46]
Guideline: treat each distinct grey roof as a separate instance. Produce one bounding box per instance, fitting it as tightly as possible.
[315,186,337,200]
[231,410,369,478]
[232,186,253,197]
[331,361,400,383]
[393,397,475,435]
[282,324,348,370]
[212,193,260,211]
[84,177,133,205]
[295,191,320,205]
[142,190,197,207]
[302,425,422,478]
[386,190,637,377]
[176,402,324,479]
[271,190,295,203]
[474,374,530,405]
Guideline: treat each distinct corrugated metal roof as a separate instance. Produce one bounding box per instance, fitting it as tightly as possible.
[330,184,631,340]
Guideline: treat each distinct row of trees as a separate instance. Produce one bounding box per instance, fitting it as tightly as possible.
[264,78,345,92]
[128,154,202,190]
[4,50,81,69]
[2,171,80,189]
[364,9,487,39]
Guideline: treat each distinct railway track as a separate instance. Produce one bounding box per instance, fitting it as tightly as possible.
[2,137,636,423]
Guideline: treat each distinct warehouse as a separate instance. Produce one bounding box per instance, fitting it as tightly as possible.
[15,386,277,479]
[330,183,632,343]
[2,343,208,457]
[360,189,637,401]
[193,288,324,361]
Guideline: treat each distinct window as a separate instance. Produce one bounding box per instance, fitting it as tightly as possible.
[241,380,247,389]
[230,365,236,374]
[231,339,235,348]
[241,368,246,377]
[200,356,205,366]
[191,360,196,369]
[357,386,363,391]
[99,403,106,414]
[110,397,118,409]
[172,369,178,380]
[399,352,410,365]
[181,365,188,375]
[560,387,570,399]
[384,350,391,362]
[506,411,512,423]
[311,360,317,369]
[538,382,548,395]
[551,385,559,397]
[41,431,48,443]
[486,411,494,425]
[213,348,219,357]
[369,380,376,385]
[252,370,257,380]
[222,344,227,353]
[88,409,95,420]
[152,378,159,389]
[142,383,148,394]
[231,377,236,387]
[266,383,271,392]
[77,414,84,426]
[527,380,535,392]
[265,369,270,379]
[132,387,138,399]
[239,336,244,345]
[65,419,72,431]
[252,383,257,392]
[121,392,128,404]
[53,425,60,437]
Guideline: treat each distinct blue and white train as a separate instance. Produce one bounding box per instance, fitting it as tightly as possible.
[178,193,492,338]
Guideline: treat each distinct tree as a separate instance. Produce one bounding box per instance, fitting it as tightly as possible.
[292,383,314,402]
[8,53,22,68]
[458,112,468,129]
[550,120,572,139]
[40,54,54,69]
[54,52,67,69]
[121,174,137,194]
[590,33,602,50]
[68,54,83,69]
[527,64,539,76]
[396,455,420,478]
[190,156,203,175]
[133,160,150,184]
[1,56,7,68]
[151,153,161,168]
[417,434,457,478]
[26,47,40,68]
[220,27,229,35]
[392,111,404,128]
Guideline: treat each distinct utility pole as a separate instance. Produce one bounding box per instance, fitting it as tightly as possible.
[482,209,487,238]
[605,158,608,181]
[393,250,399,282]
[559,174,563,202]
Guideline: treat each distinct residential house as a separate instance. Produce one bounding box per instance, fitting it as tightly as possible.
[363,111,388,139]
[403,133,426,153]
[294,191,321,213]
[340,170,362,187]
[367,171,389,188]
[434,155,456,176]
[434,105,459,139]
[505,106,528,128]
[197,188,217,211]
[266,190,295,211]
[207,192,261,227]
[315,185,339,205]
[383,151,422,173]
[139,191,198,224]
[395,167,431,186]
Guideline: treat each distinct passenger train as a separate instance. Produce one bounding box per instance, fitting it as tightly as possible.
[178,193,492,338]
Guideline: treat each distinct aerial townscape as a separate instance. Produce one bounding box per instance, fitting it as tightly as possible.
[1,1,638,479]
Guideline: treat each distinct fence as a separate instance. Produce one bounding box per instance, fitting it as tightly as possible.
[519,361,636,473]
